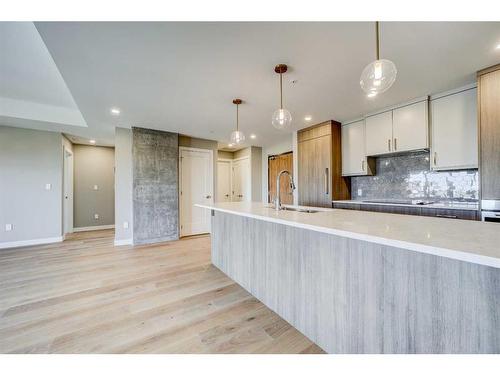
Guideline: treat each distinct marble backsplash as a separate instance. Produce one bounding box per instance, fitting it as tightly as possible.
[351,151,478,202]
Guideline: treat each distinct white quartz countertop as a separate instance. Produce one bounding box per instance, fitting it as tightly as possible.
[332,199,479,211]
[196,202,500,269]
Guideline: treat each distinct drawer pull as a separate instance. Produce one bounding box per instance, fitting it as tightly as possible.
[388,139,391,151]
[436,214,457,219]
[394,138,397,151]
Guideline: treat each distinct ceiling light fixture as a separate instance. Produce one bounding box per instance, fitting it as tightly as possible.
[228,143,234,148]
[272,64,292,130]
[110,107,121,115]
[230,99,245,145]
[304,115,312,121]
[89,139,96,144]
[250,134,256,139]
[360,22,397,97]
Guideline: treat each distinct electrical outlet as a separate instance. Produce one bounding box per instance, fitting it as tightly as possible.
[93,185,99,190]
[5,224,12,231]
[357,189,363,197]
[123,221,129,229]
[94,214,99,220]
[45,183,51,190]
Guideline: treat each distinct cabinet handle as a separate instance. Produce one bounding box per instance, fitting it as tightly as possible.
[324,168,329,195]
[436,214,458,219]
[394,138,397,151]
[433,152,437,166]
[388,139,391,151]
[361,160,365,171]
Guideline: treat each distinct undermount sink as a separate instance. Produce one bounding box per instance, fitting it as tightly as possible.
[280,206,319,213]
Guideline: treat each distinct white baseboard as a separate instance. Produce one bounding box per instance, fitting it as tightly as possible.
[0,236,63,250]
[114,238,133,246]
[73,225,115,232]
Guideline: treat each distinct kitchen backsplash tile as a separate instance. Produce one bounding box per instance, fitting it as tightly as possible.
[351,151,478,202]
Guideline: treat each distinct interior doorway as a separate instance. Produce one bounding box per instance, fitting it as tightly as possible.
[268,151,293,205]
[63,147,74,236]
[232,157,250,202]
[179,147,214,237]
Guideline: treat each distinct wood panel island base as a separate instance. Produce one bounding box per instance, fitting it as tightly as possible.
[198,202,500,354]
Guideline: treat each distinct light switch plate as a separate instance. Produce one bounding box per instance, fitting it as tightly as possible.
[45,183,51,190]
[123,221,129,229]
[5,224,12,231]
[357,189,362,197]
[93,185,99,190]
[94,214,99,220]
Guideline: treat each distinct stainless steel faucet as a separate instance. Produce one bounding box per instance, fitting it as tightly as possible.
[274,170,296,211]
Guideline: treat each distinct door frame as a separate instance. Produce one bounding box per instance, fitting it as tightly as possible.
[217,158,233,202]
[178,146,214,237]
[63,146,74,237]
[268,151,293,204]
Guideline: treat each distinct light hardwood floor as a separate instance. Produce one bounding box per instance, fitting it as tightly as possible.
[0,230,324,354]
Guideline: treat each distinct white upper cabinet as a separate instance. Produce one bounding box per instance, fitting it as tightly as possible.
[392,101,429,152]
[342,120,370,176]
[430,87,478,170]
[365,111,393,156]
[365,99,429,156]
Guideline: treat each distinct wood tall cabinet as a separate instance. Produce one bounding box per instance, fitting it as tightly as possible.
[478,65,500,202]
[298,121,350,207]
[268,152,293,205]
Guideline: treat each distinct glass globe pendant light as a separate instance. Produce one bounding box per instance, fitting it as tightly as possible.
[360,22,397,97]
[272,64,292,130]
[230,99,245,145]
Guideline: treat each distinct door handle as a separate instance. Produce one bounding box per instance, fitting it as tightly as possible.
[361,160,365,171]
[225,194,230,197]
[324,168,329,195]
[388,139,391,151]
[394,138,397,151]
[205,195,212,199]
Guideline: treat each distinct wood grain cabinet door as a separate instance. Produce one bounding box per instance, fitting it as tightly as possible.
[479,67,500,201]
[268,152,293,204]
[298,135,332,207]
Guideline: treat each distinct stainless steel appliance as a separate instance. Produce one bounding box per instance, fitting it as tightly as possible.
[481,200,500,223]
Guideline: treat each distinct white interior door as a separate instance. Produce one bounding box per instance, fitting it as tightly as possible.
[232,157,251,202]
[63,148,73,235]
[217,160,232,202]
[179,147,213,236]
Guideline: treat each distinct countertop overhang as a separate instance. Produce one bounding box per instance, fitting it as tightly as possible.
[197,202,500,269]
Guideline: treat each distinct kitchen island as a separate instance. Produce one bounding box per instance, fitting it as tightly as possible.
[196,202,500,354]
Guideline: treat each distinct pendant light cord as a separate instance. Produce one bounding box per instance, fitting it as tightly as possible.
[236,103,239,131]
[375,21,380,60]
[279,70,283,109]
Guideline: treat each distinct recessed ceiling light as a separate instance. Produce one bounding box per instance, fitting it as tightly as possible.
[250,134,256,139]
[89,139,96,144]
[110,107,121,115]
[228,143,234,148]
[496,43,500,50]
[367,92,377,98]
[304,116,312,121]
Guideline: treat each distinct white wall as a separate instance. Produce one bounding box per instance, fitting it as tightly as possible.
[261,135,294,203]
[114,127,133,245]
[0,126,63,248]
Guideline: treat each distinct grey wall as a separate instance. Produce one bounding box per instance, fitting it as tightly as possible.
[132,127,179,245]
[73,144,115,228]
[0,126,63,245]
[114,128,133,242]
[351,151,479,202]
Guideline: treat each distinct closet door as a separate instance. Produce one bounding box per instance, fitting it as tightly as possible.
[216,160,232,202]
[232,157,251,202]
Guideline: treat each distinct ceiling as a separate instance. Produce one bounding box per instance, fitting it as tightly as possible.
[2,22,500,147]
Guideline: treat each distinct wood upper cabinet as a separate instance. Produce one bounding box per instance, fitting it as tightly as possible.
[298,121,350,207]
[365,100,429,156]
[341,119,374,176]
[392,101,429,152]
[365,111,393,156]
[478,65,500,201]
[430,87,478,170]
